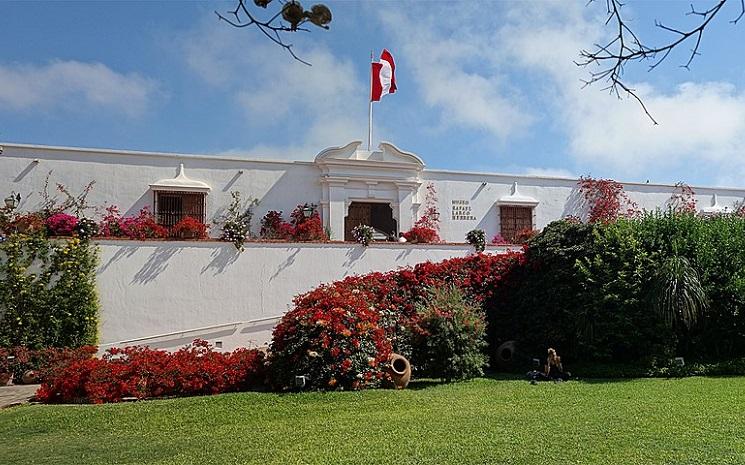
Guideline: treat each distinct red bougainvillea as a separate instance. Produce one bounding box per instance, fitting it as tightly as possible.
[45,213,79,236]
[269,251,524,390]
[36,341,267,404]
[171,216,209,239]
[270,285,392,391]
[669,182,697,214]
[578,176,639,224]
[404,183,441,243]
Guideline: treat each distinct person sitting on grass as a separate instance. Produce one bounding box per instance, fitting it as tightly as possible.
[527,347,570,383]
[544,348,569,381]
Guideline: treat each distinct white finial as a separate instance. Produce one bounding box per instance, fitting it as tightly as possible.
[712,193,719,207]
[511,181,519,195]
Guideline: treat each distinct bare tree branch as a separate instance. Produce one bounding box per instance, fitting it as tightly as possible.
[216,0,332,66]
[579,0,744,124]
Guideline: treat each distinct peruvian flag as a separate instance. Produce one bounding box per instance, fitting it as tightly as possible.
[370,49,397,102]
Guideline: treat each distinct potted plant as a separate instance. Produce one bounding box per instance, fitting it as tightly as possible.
[466,229,486,252]
[352,224,374,246]
[172,216,208,240]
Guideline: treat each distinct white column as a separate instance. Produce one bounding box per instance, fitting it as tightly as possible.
[328,183,347,241]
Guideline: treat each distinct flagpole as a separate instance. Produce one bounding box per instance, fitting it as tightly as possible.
[368,50,373,151]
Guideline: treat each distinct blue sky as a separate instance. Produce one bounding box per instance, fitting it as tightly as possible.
[2,1,745,186]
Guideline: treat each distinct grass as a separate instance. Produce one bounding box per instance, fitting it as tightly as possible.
[2,376,745,465]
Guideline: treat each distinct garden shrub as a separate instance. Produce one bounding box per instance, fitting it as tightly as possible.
[45,213,79,236]
[410,286,488,381]
[36,340,267,404]
[0,234,99,349]
[270,285,392,391]
[490,212,745,367]
[171,216,208,239]
[269,252,523,389]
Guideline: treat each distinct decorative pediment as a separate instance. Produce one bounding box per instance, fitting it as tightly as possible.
[315,141,424,169]
[150,164,211,192]
[497,182,539,207]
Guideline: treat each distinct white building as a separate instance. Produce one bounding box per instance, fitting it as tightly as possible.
[1,140,743,350]
[2,141,742,243]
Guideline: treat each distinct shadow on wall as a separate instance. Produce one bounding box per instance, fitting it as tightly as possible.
[562,186,586,219]
[99,245,140,274]
[14,161,39,182]
[270,248,300,281]
[201,243,241,276]
[343,246,365,269]
[132,246,182,285]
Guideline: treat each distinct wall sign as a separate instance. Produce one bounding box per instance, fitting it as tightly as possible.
[451,200,477,221]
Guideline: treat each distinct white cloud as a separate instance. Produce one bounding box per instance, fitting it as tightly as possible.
[183,21,367,159]
[499,2,745,181]
[378,6,534,140]
[523,167,575,179]
[0,60,158,117]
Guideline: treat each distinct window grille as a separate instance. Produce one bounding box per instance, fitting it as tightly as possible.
[500,206,533,242]
[154,191,206,228]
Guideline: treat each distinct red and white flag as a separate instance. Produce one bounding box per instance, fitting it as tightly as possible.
[370,49,397,102]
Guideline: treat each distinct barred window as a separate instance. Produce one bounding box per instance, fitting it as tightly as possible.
[154,191,206,228]
[500,206,533,243]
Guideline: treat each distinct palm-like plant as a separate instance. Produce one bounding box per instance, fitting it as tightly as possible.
[649,255,708,330]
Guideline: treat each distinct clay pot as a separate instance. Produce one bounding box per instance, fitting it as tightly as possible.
[387,353,411,389]
[21,370,39,385]
[0,372,11,386]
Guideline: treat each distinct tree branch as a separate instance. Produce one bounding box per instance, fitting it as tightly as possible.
[579,0,743,124]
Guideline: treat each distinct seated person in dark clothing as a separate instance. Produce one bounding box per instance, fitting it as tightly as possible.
[544,348,569,381]
[527,347,570,382]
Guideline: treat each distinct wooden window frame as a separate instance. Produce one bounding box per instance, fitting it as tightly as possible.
[499,205,534,243]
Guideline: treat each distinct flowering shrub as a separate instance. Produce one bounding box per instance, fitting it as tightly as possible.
[120,208,168,240]
[466,229,486,252]
[10,213,45,235]
[578,176,639,223]
[0,236,99,349]
[270,285,392,391]
[669,182,697,214]
[36,340,267,404]
[219,191,259,251]
[270,252,523,389]
[410,286,488,381]
[403,226,439,243]
[260,210,291,239]
[0,345,97,384]
[171,216,208,239]
[74,218,98,240]
[46,213,79,236]
[514,228,538,244]
[491,234,509,245]
[290,205,327,241]
[352,224,374,246]
[97,206,167,240]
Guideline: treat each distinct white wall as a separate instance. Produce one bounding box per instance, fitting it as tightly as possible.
[96,240,513,351]
[423,170,745,242]
[0,144,321,238]
[3,142,745,245]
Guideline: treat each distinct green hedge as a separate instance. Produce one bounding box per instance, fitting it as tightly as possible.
[0,234,99,348]
[488,212,745,365]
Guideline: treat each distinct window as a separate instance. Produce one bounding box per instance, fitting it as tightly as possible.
[500,206,533,242]
[154,191,206,228]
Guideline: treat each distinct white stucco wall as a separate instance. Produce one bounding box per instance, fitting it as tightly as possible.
[2,141,745,245]
[96,240,513,350]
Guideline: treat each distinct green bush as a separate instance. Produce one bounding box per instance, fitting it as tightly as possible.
[411,286,488,381]
[0,233,99,348]
[490,212,745,365]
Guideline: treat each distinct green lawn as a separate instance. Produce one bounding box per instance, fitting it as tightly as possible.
[2,377,744,465]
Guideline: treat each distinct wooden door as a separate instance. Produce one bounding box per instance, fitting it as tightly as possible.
[344,203,372,241]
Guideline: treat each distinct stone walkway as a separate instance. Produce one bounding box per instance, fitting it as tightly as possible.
[0,384,39,408]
